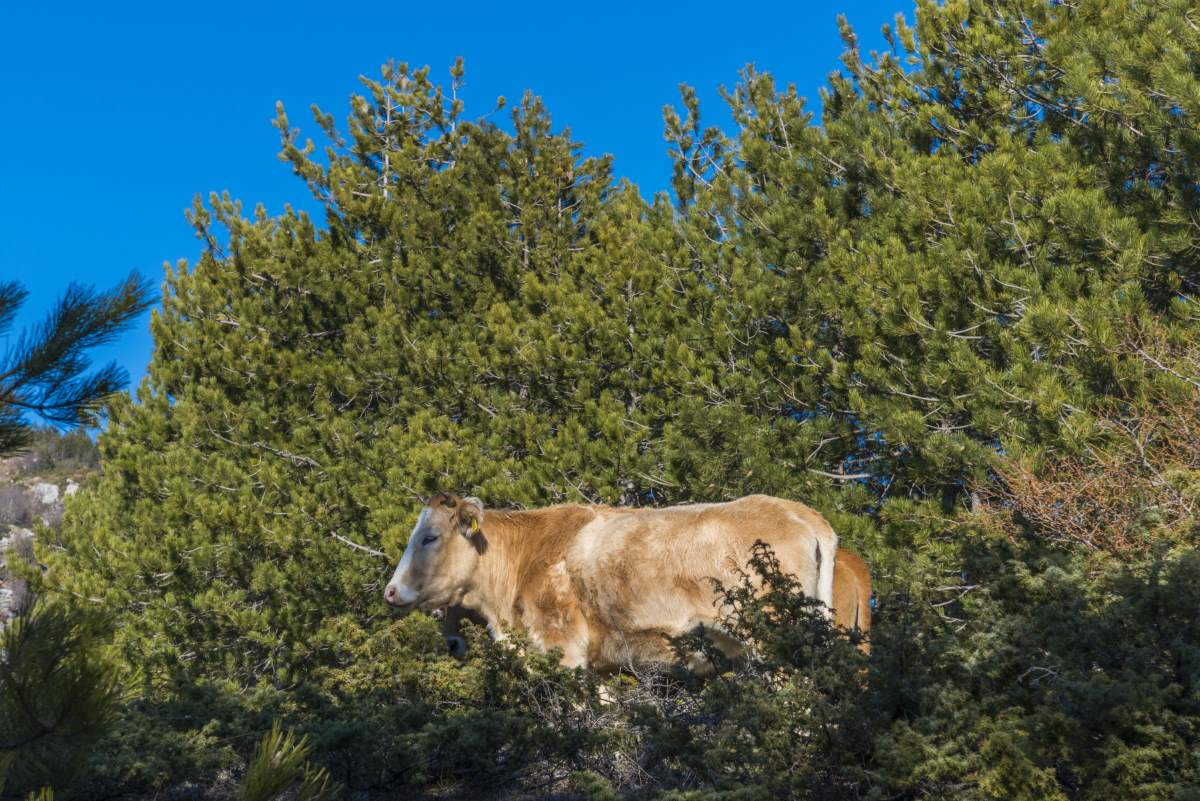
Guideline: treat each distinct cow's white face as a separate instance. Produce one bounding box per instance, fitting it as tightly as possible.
[384,493,485,612]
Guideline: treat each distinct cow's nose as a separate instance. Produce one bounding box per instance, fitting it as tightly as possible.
[384,581,418,608]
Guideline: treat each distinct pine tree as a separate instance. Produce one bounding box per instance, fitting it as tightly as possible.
[0,276,149,799]
[45,62,731,689]
[666,0,1200,561]
[0,603,118,799]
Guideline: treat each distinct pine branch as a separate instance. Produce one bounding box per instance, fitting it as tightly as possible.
[0,273,155,451]
[0,281,29,338]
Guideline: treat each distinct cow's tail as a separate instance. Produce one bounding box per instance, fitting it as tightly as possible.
[816,528,837,620]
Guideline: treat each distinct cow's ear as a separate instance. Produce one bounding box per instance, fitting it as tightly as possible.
[458,496,485,536]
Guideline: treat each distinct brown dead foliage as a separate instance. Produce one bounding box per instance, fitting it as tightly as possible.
[981,324,1200,554]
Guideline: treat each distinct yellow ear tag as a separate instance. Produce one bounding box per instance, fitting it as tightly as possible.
[470,519,479,533]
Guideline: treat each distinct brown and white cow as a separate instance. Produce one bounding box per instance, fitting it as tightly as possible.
[440,546,871,661]
[383,492,838,671]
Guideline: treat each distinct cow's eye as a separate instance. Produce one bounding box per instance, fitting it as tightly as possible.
[421,534,439,546]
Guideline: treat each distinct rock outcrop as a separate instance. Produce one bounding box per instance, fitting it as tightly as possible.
[0,526,35,618]
[0,453,91,620]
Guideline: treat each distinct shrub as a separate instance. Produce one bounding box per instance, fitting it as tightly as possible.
[0,600,119,800]
[17,429,100,477]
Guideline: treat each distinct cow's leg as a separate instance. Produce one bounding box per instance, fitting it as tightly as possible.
[704,626,745,660]
[537,616,590,668]
[679,625,744,676]
[440,605,468,658]
[557,642,589,669]
[524,607,592,669]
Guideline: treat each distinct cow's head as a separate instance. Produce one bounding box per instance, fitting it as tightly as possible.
[384,493,485,612]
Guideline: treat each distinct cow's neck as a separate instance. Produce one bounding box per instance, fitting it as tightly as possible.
[459,509,563,636]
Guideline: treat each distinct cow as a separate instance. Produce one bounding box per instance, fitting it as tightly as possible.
[383,492,838,672]
[439,546,871,661]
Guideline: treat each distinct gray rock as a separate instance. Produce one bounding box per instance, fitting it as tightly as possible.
[1,526,36,620]
[30,481,60,505]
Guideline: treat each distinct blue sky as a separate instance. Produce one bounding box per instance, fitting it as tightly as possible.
[0,0,902,408]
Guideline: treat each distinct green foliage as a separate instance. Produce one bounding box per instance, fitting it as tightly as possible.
[239,722,336,801]
[0,600,119,800]
[77,613,445,795]
[573,771,621,801]
[74,610,609,797]
[869,546,1200,800]
[409,623,610,789]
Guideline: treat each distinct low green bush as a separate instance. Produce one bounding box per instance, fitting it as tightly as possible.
[0,600,119,800]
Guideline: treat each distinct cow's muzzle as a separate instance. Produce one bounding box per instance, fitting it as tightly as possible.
[384,582,419,610]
